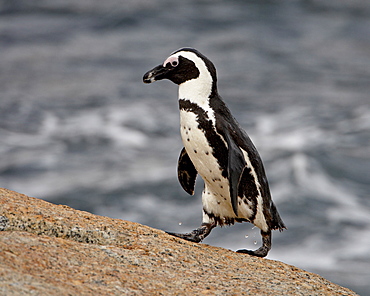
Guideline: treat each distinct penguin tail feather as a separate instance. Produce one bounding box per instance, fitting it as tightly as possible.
[270,201,287,231]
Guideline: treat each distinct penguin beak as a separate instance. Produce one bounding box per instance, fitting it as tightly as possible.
[143,64,171,84]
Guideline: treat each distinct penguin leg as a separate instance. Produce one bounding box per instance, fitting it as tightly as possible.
[236,230,271,258]
[166,222,216,243]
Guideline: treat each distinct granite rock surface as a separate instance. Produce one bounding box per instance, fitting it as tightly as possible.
[0,188,358,295]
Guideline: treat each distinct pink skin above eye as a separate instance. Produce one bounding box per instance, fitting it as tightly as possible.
[163,56,179,67]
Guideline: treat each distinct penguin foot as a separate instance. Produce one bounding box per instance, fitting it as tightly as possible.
[237,230,271,258]
[236,246,269,258]
[166,222,216,243]
[166,231,203,243]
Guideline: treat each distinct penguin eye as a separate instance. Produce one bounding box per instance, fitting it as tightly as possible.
[163,56,179,68]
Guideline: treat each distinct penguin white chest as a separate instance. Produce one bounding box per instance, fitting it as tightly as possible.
[179,109,236,218]
[179,110,220,179]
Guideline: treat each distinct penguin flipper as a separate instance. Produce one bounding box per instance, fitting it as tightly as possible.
[178,147,197,195]
[222,127,246,216]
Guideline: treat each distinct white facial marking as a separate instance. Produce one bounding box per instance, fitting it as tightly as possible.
[168,50,215,122]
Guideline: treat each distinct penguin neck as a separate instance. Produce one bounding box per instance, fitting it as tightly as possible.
[178,76,218,113]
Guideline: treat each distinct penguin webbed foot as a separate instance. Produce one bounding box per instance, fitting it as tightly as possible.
[166,222,215,243]
[166,231,203,243]
[237,230,271,258]
[236,246,269,258]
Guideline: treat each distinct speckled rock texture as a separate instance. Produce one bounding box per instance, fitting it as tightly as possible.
[0,188,358,296]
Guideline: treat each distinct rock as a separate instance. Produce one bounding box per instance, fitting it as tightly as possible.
[0,188,358,295]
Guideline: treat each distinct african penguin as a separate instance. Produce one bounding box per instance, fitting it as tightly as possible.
[143,48,286,257]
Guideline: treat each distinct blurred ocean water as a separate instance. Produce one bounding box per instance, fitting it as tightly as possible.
[1,1,370,294]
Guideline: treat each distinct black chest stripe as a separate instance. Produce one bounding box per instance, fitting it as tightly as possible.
[179,99,228,179]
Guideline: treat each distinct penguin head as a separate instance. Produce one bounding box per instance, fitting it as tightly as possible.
[143,48,217,87]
